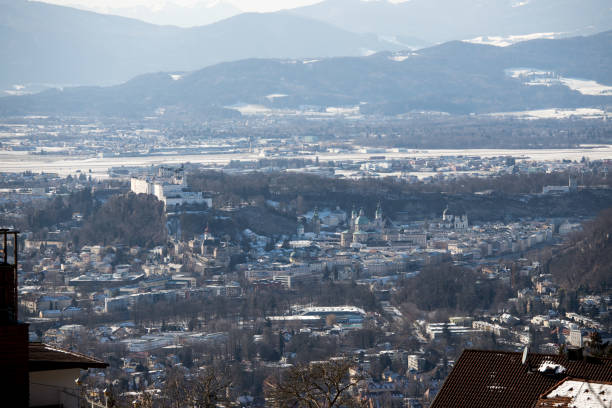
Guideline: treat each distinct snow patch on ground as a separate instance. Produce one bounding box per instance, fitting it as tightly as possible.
[465,32,561,47]
[4,84,30,96]
[489,108,609,120]
[227,104,272,115]
[302,59,320,65]
[507,68,552,79]
[326,106,361,115]
[265,94,288,101]
[505,68,612,96]
[512,0,531,7]
[388,52,419,62]
[169,74,183,81]
[559,78,612,96]
[225,103,362,118]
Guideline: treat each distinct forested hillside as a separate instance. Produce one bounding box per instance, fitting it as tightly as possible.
[74,193,167,248]
[549,208,612,292]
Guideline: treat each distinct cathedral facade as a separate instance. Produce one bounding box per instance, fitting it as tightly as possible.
[440,207,469,230]
[341,203,386,247]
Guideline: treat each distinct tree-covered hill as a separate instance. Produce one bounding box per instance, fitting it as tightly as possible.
[74,193,167,248]
[549,208,612,293]
[2,31,611,117]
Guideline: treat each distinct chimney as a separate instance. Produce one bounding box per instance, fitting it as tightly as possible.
[0,229,19,323]
[0,229,29,406]
[567,347,583,361]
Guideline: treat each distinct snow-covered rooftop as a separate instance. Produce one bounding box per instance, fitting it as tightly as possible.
[538,360,566,375]
[543,379,612,408]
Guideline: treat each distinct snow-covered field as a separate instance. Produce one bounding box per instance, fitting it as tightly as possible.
[226,103,363,118]
[1,145,611,179]
[227,104,275,115]
[325,106,360,115]
[465,32,561,47]
[559,78,612,96]
[265,94,288,101]
[505,68,612,96]
[489,108,609,120]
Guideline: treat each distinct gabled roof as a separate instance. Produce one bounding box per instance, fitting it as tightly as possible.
[431,349,612,408]
[29,342,108,371]
[535,378,612,407]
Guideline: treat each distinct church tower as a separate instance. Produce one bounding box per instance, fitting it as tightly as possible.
[355,208,369,233]
[350,205,358,232]
[375,202,383,230]
[442,206,450,222]
[203,224,211,241]
[568,175,577,191]
[297,217,305,237]
[312,207,321,236]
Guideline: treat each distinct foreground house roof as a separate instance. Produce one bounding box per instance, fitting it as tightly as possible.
[29,342,108,371]
[431,349,612,408]
[535,378,612,407]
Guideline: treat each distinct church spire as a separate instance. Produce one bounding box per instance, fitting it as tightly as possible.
[312,206,321,236]
[375,201,383,220]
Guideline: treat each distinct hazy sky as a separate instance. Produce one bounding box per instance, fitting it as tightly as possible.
[40,0,325,13]
[39,0,409,13]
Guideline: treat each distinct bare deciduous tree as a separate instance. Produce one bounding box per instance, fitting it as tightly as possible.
[188,368,232,408]
[265,359,365,408]
[163,366,232,408]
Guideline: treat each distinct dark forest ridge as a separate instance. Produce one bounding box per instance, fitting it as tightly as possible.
[2,30,611,118]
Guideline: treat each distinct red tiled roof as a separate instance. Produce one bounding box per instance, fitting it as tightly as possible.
[431,349,612,408]
[29,342,108,371]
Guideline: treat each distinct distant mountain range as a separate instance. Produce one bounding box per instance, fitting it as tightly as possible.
[2,31,610,118]
[57,0,242,28]
[40,0,612,42]
[0,0,400,93]
[291,0,612,44]
[2,0,611,95]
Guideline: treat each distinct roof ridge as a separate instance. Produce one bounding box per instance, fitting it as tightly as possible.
[537,376,612,403]
[462,348,612,361]
[38,342,106,364]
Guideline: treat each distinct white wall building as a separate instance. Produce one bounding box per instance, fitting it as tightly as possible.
[130,176,212,209]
